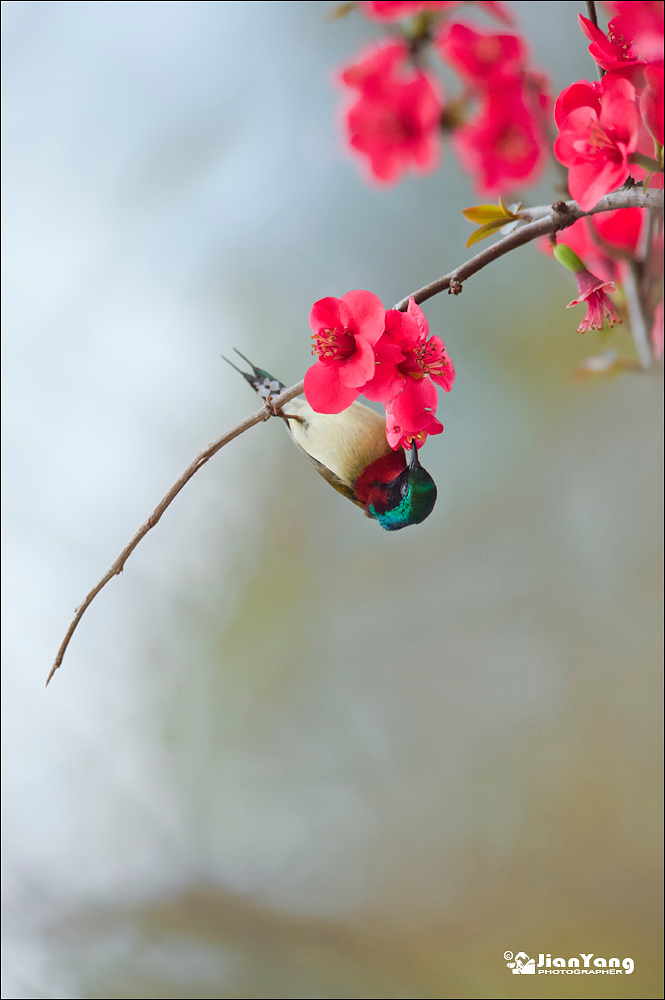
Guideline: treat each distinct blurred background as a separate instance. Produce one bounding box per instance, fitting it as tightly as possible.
[2,2,663,997]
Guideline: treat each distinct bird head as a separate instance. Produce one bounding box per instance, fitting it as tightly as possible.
[355,442,437,531]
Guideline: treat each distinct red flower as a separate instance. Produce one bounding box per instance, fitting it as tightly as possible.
[363,298,455,401]
[360,311,409,403]
[641,63,664,144]
[593,206,647,254]
[436,21,528,84]
[339,39,405,89]
[453,75,547,193]
[554,74,640,211]
[604,2,664,62]
[360,0,450,19]
[554,78,601,122]
[568,272,621,334]
[362,299,453,448]
[578,14,644,75]
[359,1,514,24]
[385,394,444,450]
[304,290,386,413]
[340,40,443,184]
[395,298,456,392]
[553,244,621,334]
[359,1,447,20]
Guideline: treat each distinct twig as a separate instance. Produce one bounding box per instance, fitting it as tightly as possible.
[46,384,303,686]
[48,185,663,684]
[393,188,663,310]
[584,1,605,80]
[623,262,653,369]
[584,1,600,29]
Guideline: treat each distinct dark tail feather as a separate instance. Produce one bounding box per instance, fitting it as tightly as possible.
[222,350,286,400]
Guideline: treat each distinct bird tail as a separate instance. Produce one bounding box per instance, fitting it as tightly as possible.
[222,349,286,400]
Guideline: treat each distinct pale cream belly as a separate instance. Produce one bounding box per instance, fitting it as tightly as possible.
[283,396,392,493]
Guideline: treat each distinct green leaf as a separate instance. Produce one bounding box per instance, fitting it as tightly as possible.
[465,218,511,248]
[462,204,508,224]
[496,197,522,217]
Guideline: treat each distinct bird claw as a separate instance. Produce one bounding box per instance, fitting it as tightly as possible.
[264,396,305,423]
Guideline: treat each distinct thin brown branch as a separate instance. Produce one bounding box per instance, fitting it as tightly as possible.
[585,1,600,29]
[393,187,663,310]
[584,1,605,80]
[623,261,653,369]
[46,384,303,686]
[48,185,663,684]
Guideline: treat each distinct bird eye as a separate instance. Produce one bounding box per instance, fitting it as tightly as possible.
[400,483,408,497]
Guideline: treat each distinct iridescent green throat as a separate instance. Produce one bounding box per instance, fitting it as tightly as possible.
[370,468,437,531]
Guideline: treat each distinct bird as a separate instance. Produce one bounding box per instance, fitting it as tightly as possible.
[225,350,437,530]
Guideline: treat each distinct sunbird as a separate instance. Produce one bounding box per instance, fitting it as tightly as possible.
[226,351,437,530]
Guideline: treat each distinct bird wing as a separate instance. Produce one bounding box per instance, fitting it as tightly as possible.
[281,397,392,511]
[291,449,364,508]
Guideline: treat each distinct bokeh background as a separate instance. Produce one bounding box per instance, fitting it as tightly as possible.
[2,2,663,997]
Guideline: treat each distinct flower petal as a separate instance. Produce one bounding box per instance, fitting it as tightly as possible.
[309,296,354,335]
[554,79,601,128]
[338,334,376,387]
[407,297,430,339]
[392,379,439,432]
[341,289,386,345]
[362,338,406,401]
[568,156,629,211]
[304,360,360,413]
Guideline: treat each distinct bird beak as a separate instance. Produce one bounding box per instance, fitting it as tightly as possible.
[409,440,420,469]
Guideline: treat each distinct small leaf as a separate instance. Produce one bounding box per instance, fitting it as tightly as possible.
[465,218,510,248]
[496,197,522,218]
[462,204,508,224]
[463,199,523,246]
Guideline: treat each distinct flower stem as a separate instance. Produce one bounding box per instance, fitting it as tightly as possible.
[630,152,663,173]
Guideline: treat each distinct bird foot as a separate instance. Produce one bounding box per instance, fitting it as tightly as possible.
[264,397,305,423]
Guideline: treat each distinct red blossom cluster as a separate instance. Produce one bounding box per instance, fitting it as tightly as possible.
[554,4,664,211]
[338,1,549,192]
[321,2,664,456]
[304,290,454,449]
[340,40,443,183]
[549,3,663,352]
